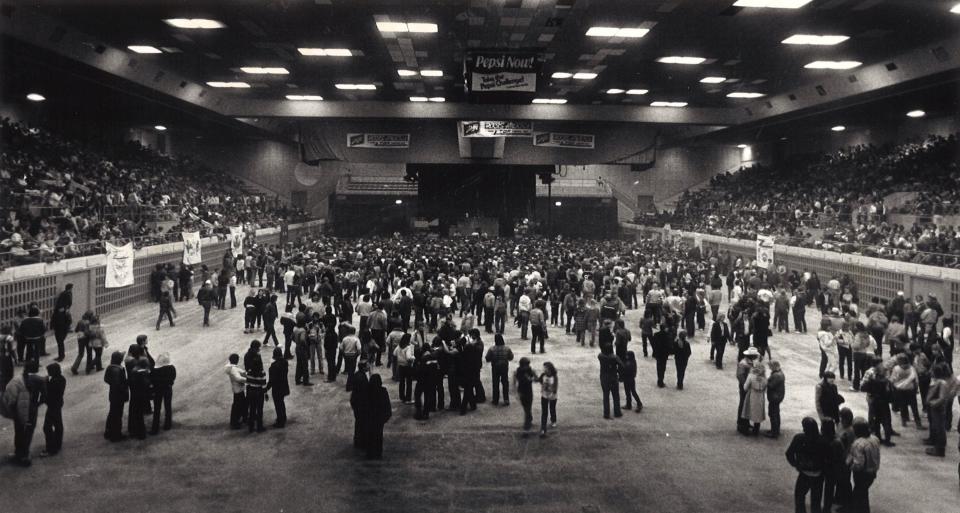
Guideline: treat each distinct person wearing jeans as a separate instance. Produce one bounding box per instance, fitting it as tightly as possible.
[598,344,623,419]
[785,417,826,513]
[485,334,513,406]
[538,362,558,438]
[847,418,880,513]
[515,358,536,432]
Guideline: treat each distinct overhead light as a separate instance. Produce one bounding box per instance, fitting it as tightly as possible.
[573,72,598,80]
[650,101,687,107]
[26,93,45,102]
[154,125,167,131]
[700,76,726,84]
[163,18,225,29]
[298,48,353,57]
[952,3,960,14]
[804,61,862,70]
[554,201,562,207]
[240,67,289,75]
[420,69,443,77]
[733,0,812,8]
[831,125,846,132]
[128,45,162,54]
[782,34,849,46]
[397,69,418,77]
[626,89,648,95]
[551,72,572,79]
[585,27,649,38]
[376,21,437,33]
[335,83,376,90]
[395,199,403,205]
[737,144,748,149]
[409,96,428,102]
[532,98,567,104]
[906,110,926,118]
[428,97,445,102]
[286,95,324,101]
[727,92,765,99]
[206,81,251,88]
[658,56,706,65]
[606,89,625,94]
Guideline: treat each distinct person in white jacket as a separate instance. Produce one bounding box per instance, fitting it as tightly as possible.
[224,354,247,429]
[818,318,839,377]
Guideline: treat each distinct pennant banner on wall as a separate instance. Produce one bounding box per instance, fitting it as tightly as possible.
[756,235,775,269]
[182,231,202,265]
[229,226,245,256]
[346,133,410,148]
[104,242,134,288]
[533,132,595,149]
[461,121,533,138]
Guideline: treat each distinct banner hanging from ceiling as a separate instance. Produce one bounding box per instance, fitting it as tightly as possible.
[346,133,410,148]
[533,132,595,149]
[182,231,202,265]
[756,235,775,269]
[104,242,134,288]
[461,121,533,138]
[466,52,541,93]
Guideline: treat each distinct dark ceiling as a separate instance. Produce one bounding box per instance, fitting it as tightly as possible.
[14,0,960,107]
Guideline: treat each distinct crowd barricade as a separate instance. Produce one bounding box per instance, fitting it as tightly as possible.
[0,220,325,327]
[620,222,960,323]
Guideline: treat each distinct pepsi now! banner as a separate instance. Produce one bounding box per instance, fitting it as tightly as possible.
[465,51,541,94]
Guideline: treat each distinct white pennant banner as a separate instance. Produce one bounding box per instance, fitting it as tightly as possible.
[182,231,202,265]
[104,242,135,288]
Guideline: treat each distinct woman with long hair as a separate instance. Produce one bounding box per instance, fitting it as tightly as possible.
[538,362,558,438]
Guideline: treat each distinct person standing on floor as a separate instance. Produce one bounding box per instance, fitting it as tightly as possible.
[103,352,127,442]
[340,327,362,392]
[69,312,92,376]
[785,417,828,513]
[598,343,624,419]
[737,347,760,435]
[847,418,881,513]
[50,296,72,362]
[262,295,280,348]
[149,353,176,434]
[815,371,845,425]
[652,323,673,388]
[363,373,391,459]
[197,281,215,327]
[350,361,371,449]
[741,364,768,436]
[538,362,558,438]
[244,342,267,433]
[485,334,514,406]
[127,359,151,440]
[243,289,258,334]
[821,419,845,513]
[515,357,537,433]
[2,361,44,466]
[41,363,65,457]
[765,361,785,438]
[156,290,176,330]
[674,331,692,390]
[225,353,247,429]
[293,320,313,386]
[264,347,289,428]
[710,313,730,369]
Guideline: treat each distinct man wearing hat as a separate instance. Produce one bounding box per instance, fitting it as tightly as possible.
[737,347,761,435]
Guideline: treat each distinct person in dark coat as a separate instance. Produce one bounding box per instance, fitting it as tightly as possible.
[816,371,845,424]
[674,332,692,390]
[244,342,267,433]
[710,313,730,369]
[752,308,771,359]
[350,361,371,449]
[42,362,65,456]
[20,306,46,361]
[264,347,289,428]
[785,417,829,513]
[196,281,215,327]
[765,361,786,438]
[651,323,673,388]
[127,359,151,440]
[621,351,642,412]
[363,373,392,459]
[598,343,624,419]
[149,353,176,434]
[262,295,280,348]
[103,351,128,442]
[156,290,176,330]
[51,284,73,361]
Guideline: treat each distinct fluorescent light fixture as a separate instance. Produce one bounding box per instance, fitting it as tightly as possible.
[395,199,403,205]
[240,67,289,75]
[409,97,428,102]
[128,45,162,54]
[650,101,687,107]
[606,89,625,94]
[154,125,167,131]
[206,81,250,88]
[700,76,726,84]
[737,144,748,149]
[804,60,862,70]
[733,0,812,8]
[377,21,438,33]
[831,125,846,132]
[420,69,443,77]
[573,72,598,80]
[906,110,926,118]
[626,89,649,95]
[658,56,706,65]
[554,201,562,206]
[727,92,765,99]
[532,98,567,104]
[952,3,960,14]
[585,27,649,38]
[26,93,45,102]
[335,83,376,90]
[297,48,353,56]
[163,18,225,29]
[428,97,445,102]
[286,95,323,101]
[397,69,417,77]
[551,72,572,79]
[782,34,849,46]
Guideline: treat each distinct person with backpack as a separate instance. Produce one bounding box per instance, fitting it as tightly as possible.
[2,360,45,466]
[784,417,828,513]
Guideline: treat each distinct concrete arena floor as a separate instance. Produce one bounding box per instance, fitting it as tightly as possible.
[1,283,957,513]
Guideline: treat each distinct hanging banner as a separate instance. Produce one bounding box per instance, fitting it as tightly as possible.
[346,133,410,149]
[104,242,134,288]
[533,132,595,149]
[461,121,533,138]
[466,52,540,93]
[182,231,202,265]
[229,226,245,256]
[756,235,775,269]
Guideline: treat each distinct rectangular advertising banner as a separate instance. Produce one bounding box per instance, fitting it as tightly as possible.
[182,231,202,265]
[346,133,410,148]
[461,120,533,138]
[467,52,540,93]
[533,132,595,149]
[229,226,245,256]
[756,235,775,269]
[104,242,134,288]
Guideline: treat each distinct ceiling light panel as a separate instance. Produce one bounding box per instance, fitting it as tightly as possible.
[240,67,289,74]
[573,72,598,80]
[551,72,572,78]
[585,26,649,38]
[420,70,443,77]
[206,82,251,88]
[532,98,567,104]
[409,96,428,102]
[336,84,377,90]
[606,89,625,94]
[286,95,324,101]
[804,61,862,70]
[700,76,726,83]
[906,110,926,118]
[376,21,438,33]
[831,125,846,131]
[128,45,162,54]
[733,0,812,8]
[727,92,765,98]
[782,34,849,46]
[626,89,648,95]
[650,101,687,107]
[585,27,619,37]
[26,93,45,102]
[658,56,706,65]
[397,69,418,76]
[164,18,225,29]
[952,3,960,14]
[298,48,353,56]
